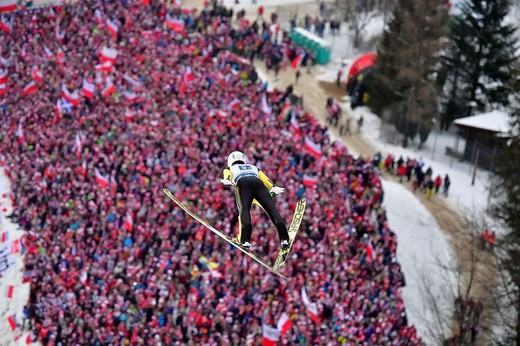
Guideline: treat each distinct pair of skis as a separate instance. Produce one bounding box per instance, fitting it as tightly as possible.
[163,188,306,280]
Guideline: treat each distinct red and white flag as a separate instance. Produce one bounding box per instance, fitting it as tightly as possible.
[262,324,280,346]
[78,160,87,178]
[106,19,119,37]
[1,230,9,243]
[10,238,20,254]
[184,66,194,82]
[61,85,79,106]
[32,66,43,84]
[124,108,135,122]
[43,45,54,59]
[0,16,12,33]
[110,176,117,196]
[21,81,38,96]
[304,137,322,159]
[302,174,318,187]
[0,0,17,13]
[74,132,83,159]
[261,94,271,114]
[301,286,321,325]
[290,116,302,137]
[0,69,7,83]
[101,78,116,97]
[0,83,6,97]
[94,168,109,188]
[277,312,293,335]
[123,73,143,88]
[100,46,118,64]
[95,61,113,72]
[124,212,133,231]
[124,91,138,102]
[56,48,65,65]
[165,14,185,33]
[5,285,14,299]
[55,27,65,42]
[228,98,240,110]
[54,99,62,122]
[16,122,24,142]
[82,79,95,99]
[94,9,103,24]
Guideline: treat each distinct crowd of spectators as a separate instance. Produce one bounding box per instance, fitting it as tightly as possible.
[0,0,421,344]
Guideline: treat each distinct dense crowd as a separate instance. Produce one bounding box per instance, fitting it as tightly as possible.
[0,0,422,344]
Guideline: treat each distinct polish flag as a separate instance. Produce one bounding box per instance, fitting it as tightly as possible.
[262,324,280,346]
[0,16,12,33]
[48,8,56,20]
[32,66,43,84]
[78,160,87,178]
[101,78,116,97]
[304,137,322,159]
[74,133,83,159]
[228,98,240,110]
[0,0,17,13]
[302,174,318,187]
[55,28,65,42]
[7,315,16,331]
[56,48,65,65]
[94,9,103,24]
[43,46,54,59]
[277,312,293,335]
[261,94,271,114]
[82,79,95,99]
[61,85,79,106]
[290,116,302,137]
[0,83,6,97]
[5,285,14,299]
[124,108,135,122]
[106,19,119,37]
[95,61,113,72]
[165,14,185,33]
[184,66,194,82]
[16,122,24,142]
[100,46,118,64]
[0,69,7,83]
[54,100,62,122]
[291,52,305,69]
[21,81,38,96]
[124,212,133,231]
[365,241,375,260]
[301,286,321,324]
[110,176,117,196]
[123,73,143,88]
[20,46,28,61]
[124,91,138,102]
[94,168,109,188]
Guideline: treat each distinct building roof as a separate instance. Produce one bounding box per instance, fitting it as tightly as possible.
[453,110,510,133]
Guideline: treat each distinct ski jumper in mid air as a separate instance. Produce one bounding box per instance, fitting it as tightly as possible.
[220,151,290,251]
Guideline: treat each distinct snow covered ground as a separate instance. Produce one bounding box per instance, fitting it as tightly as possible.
[0,167,34,346]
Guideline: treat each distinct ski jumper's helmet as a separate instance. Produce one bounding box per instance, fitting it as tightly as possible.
[228,151,246,167]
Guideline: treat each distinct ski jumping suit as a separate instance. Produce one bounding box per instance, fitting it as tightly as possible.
[222,164,289,244]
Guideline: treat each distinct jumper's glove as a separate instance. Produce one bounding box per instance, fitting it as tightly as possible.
[270,186,285,195]
[220,179,234,186]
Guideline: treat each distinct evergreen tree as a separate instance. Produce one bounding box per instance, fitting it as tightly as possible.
[491,94,520,344]
[367,0,448,147]
[441,0,518,129]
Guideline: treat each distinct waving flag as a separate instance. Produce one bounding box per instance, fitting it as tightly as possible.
[101,78,116,97]
[0,0,17,12]
[74,132,83,159]
[277,312,293,335]
[61,85,79,106]
[56,48,65,65]
[100,46,118,64]
[82,79,95,99]
[78,160,87,178]
[228,98,240,110]
[184,66,194,82]
[123,73,143,88]
[261,94,271,114]
[290,116,302,137]
[301,286,321,324]
[262,324,280,346]
[302,174,318,187]
[54,100,62,122]
[94,9,103,24]
[165,14,184,33]
[0,69,7,83]
[124,108,135,122]
[0,16,12,33]
[278,103,293,122]
[304,137,322,159]
[94,168,109,188]
[43,46,54,59]
[95,61,113,72]
[110,176,117,196]
[0,83,5,97]
[21,81,38,96]
[124,91,138,102]
[106,19,119,37]
[124,212,134,231]
[32,66,43,84]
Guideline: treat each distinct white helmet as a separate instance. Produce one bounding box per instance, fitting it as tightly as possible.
[227,151,246,167]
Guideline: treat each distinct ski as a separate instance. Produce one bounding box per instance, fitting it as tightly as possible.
[272,199,306,271]
[163,188,288,280]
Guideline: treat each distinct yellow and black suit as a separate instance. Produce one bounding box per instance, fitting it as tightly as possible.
[223,163,289,244]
